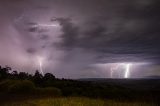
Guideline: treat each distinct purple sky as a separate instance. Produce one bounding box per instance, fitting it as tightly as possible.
[0,0,160,78]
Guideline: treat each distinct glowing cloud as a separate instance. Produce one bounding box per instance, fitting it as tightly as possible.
[33,23,59,28]
[109,63,132,78]
[110,64,121,78]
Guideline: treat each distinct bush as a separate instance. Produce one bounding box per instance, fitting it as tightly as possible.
[0,80,61,97]
[0,80,15,93]
[8,80,35,94]
[34,87,62,97]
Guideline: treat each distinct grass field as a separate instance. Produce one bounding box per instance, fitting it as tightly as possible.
[2,97,157,106]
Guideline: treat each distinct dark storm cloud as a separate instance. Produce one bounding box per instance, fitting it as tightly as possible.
[54,0,160,63]
[51,17,79,49]
[39,35,49,40]
[28,27,38,32]
[26,48,37,54]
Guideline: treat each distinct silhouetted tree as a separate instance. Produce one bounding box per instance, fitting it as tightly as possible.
[18,72,29,80]
[9,70,18,79]
[12,71,18,75]
[33,70,43,86]
[43,73,55,81]
[0,66,11,80]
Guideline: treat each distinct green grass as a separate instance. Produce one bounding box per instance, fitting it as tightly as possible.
[2,97,157,106]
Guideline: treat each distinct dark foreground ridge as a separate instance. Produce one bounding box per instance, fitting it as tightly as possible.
[0,65,160,104]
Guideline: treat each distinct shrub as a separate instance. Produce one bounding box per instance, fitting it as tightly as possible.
[34,87,62,97]
[8,80,35,94]
[0,80,15,93]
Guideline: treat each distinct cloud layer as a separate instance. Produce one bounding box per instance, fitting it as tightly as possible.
[0,0,160,78]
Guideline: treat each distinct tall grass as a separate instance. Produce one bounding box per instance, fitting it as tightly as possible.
[2,97,157,106]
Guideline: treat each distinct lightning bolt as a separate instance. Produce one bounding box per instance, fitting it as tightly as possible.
[124,63,131,78]
[37,56,44,75]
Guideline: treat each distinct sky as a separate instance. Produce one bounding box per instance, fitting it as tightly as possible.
[0,0,160,78]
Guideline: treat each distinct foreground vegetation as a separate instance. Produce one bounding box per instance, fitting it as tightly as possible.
[2,97,157,106]
[0,65,160,105]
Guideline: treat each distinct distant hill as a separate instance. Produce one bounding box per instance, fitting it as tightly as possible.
[78,78,160,90]
[144,76,160,79]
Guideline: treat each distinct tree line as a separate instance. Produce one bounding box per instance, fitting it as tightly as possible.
[0,65,160,103]
[0,65,56,85]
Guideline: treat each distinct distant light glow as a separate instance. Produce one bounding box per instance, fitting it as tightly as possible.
[109,63,132,78]
[110,64,121,78]
[110,68,113,78]
[37,56,44,75]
